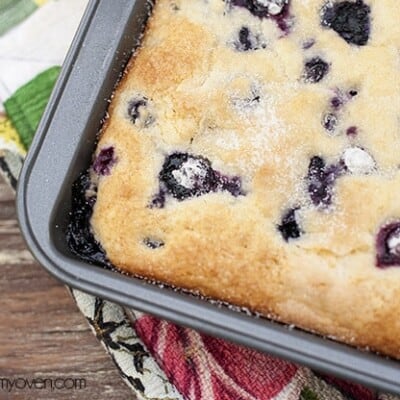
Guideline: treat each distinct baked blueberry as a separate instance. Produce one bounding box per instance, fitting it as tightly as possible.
[229,0,292,33]
[230,0,288,17]
[143,238,165,249]
[128,98,147,122]
[238,27,252,51]
[307,156,344,207]
[303,57,329,83]
[349,89,358,97]
[376,222,400,268]
[66,172,109,267]
[278,208,302,241]
[307,156,327,206]
[322,0,370,46]
[159,153,217,200]
[235,26,262,51]
[157,153,244,203]
[127,97,154,127]
[322,112,338,132]
[93,146,116,176]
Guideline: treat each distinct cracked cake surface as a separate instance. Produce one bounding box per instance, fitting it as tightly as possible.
[84,0,400,358]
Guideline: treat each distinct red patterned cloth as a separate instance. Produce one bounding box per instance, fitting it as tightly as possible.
[135,315,383,400]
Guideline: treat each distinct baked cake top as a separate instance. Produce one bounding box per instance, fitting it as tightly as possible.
[68,0,400,357]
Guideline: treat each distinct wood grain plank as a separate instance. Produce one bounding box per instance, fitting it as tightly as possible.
[0,176,135,399]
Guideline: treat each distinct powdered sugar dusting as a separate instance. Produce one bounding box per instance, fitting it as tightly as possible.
[214,130,241,151]
[230,84,290,176]
[172,158,208,189]
[388,233,400,256]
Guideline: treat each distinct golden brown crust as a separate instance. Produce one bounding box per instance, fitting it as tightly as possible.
[91,0,400,358]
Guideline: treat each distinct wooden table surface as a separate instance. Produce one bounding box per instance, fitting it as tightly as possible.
[0,175,134,399]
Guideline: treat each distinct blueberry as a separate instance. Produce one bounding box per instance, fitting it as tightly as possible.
[66,172,110,267]
[93,146,116,176]
[322,112,338,132]
[128,98,147,122]
[127,97,154,127]
[278,208,302,241]
[143,238,165,249]
[303,57,329,83]
[157,153,244,203]
[237,27,252,51]
[307,156,344,207]
[349,89,358,97]
[159,153,217,200]
[230,0,286,17]
[235,26,260,51]
[229,0,292,33]
[322,0,370,46]
[307,156,331,207]
[376,222,400,268]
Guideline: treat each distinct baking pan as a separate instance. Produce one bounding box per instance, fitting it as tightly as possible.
[17,0,400,393]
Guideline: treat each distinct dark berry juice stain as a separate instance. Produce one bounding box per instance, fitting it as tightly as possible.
[235,26,262,51]
[303,57,329,83]
[93,146,116,176]
[303,38,315,49]
[322,88,358,133]
[322,0,370,46]
[376,222,400,268]
[215,172,244,197]
[331,88,358,111]
[273,4,293,34]
[330,96,343,109]
[306,156,345,207]
[66,171,110,267]
[152,153,244,206]
[346,126,358,137]
[278,208,302,241]
[229,0,292,34]
[150,188,167,209]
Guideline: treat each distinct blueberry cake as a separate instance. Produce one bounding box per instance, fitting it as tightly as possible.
[70,0,400,358]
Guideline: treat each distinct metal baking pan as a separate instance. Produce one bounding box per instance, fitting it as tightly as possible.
[16,0,400,393]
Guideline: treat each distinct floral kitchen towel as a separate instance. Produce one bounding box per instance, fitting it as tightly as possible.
[1,1,399,400]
